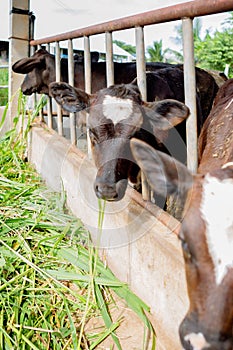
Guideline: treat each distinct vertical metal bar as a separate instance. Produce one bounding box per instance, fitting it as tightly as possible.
[135,26,147,101]
[84,36,92,158]
[105,32,114,86]
[46,43,53,129]
[135,26,150,201]
[182,18,198,173]
[31,45,38,113]
[30,42,36,56]
[55,42,61,82]
[84,36,91,94]
[38,42,44,122]
[68,39,76,144]
[47,98,53,129]
[55,41,63,136]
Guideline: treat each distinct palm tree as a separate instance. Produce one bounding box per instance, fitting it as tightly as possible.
[146,40,165,62]
[113,40,136,56]
[168,17,203,63]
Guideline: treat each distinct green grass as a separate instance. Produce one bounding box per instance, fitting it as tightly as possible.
[0,68,8,106]
[0,96,156,349]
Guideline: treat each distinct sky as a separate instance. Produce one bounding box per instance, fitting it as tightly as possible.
[0,0,230,52]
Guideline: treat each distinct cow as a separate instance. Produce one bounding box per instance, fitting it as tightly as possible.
[12,49,218,119]
[48,64,218,206]
[12,48,172,96]
[130,78,233,350]
[205,69,228,87]
[49,77,190,202]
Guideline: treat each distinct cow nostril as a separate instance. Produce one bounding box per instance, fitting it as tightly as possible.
[95,184,100,194]
[94,182,118,200]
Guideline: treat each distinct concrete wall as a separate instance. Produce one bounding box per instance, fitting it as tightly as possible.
[28,124,189,350]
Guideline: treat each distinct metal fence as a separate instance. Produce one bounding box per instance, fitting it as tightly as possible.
[28,0,233,200]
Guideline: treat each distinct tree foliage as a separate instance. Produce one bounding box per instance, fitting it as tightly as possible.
[113,13,233,76]
[195,25,233,76]
[146,40,164,62]
[169,13,233,76]
[113,40,136,56]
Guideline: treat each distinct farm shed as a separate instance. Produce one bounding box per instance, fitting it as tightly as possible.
[2,0,233,349]
[47,40,135,62]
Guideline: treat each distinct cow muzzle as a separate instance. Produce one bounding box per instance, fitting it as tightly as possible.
[21,85,35,95]
[179,317,233,350]
[94,179,128,201]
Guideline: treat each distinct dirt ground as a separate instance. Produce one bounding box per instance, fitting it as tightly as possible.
[85,295,157,350]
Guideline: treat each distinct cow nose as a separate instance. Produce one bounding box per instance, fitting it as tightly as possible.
[21,87,31,95]
[94,182,118,201]
[21,85,35,95]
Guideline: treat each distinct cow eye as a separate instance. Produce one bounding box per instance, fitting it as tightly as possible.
[182,241,192,260]
[89,130,98,145]
[178,233,192,261]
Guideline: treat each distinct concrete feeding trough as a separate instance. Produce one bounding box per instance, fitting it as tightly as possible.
[28,123,189,350]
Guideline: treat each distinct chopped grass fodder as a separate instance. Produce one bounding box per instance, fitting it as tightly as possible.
[0,97,156,349]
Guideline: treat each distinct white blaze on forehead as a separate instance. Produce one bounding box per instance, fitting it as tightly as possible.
[201,174,233,285]
[184,332,211,350]
[103,95,133,124]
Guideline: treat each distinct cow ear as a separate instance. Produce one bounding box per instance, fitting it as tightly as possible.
[49,82,92,113]
[143,99,190,131]
[131,77,138,86]
[12,55,45,74]
[130,138,193,197]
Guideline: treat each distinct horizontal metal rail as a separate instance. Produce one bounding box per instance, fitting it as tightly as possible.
[30,0,233,45]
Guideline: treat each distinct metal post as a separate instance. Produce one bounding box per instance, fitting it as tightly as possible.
[105,32,114,86]
[135,26,150,201]
[182,17,198,173]
[45,43,53,129]
[68,39,76,144]
[135,26,147,101]
[8,0,30,130]
[84,36,91,94]
[84,36,92,158]
[55,41,63,136]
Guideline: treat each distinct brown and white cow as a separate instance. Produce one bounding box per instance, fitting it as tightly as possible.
[130,79,233,350]
[49,77,190,201]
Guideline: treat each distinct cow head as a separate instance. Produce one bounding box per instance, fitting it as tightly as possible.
[49,81,189,201]
[131,138,233,350]
[12,49,100,96]
[12,49,56,95]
